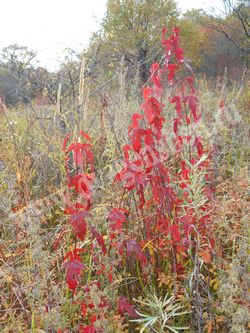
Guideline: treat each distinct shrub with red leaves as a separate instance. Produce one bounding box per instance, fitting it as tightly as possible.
[60,27,216,332]
[108,26,215,313]
[60,131,109,332]
[62,132,106,292]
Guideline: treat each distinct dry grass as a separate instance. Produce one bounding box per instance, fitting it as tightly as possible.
[0,69,249,332]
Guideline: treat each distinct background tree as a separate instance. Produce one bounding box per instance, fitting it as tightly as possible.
[178,10,210,71]
[202,0,250,66]
[85,0,179,89]
[0,67,19,105]
[58,49,81,108]
[0,44,37,103]
[0,44,60,105]
[181,5,250,78]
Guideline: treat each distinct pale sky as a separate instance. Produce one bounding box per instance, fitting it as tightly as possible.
[0,0,224,70]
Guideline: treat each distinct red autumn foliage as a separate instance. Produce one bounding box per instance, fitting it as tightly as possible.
[60,26,215,331]
[107,26,214,314]
[62,131,106,293]
[117,296,139,319]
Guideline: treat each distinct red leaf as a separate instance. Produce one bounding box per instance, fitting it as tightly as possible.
[180,160,189,180]
[171,96,182,117]
[219,100,225,108]
[90,314,97,324]
[81,303,87,317]
[69,212,87,241]
[91,227,106,255]
[174,135,184,152]
[167,63,178,81]
[109,208,127,232]
[130,129,143,152]
[129,128,154,152]
[79,325,96,333]
[143,86,153,101]
[108,272,113,283]
[143,96,161,124]
[185,95,199,122]
[68,172,94,199]
[63,258,84,291]
[151,116,164,139]
[64,202,90,214]
[64,248,84,262]
[194,136,203,157]
[118,296,139,318]
[150,63,162,93]
[62,133,71,151]
[175,47,184,62]
[173,117,181,135]
[186,76,195,93]
[137,184,145,208]
[79,130,91,142]
[171,225,181,242]
[130,113,143,130]
[67,142,94,168]
[172,27,184,62]
[176,262,185,274]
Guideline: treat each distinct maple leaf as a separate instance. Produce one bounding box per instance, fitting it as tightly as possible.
[129,129,143,152]
[173,117,181,135]
[67,142,93,168]
[194,136,204,157]
[79,325,96,333]
[78,130,91,142]
[185,95,199,122]
[63,132,93,172]
[64,248,84,261]
[63,258,84,291]
[69,211,87,241]
[171,225,181,243]
[91,227,106,255]
[172,27,184,62]
[137,184,145,208]
[171,96,182,117]
[175,262,185,274]
[62,133,71,151]
[185,76,195,94]
[130,113,143,130]
[151,115,165,139]
[167,63,178,81]
[68,172,95,200]
[150,63,163,94]
[174,135,184,152]
[175,47,184,62]
[143,96,161,124]
[143,86,153,101]
[108,208,127,232]
[64,202,91,216]
[180,160,189,180]
[118,296,139,318]
[81,303,87,317]
[129,128,154,153]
